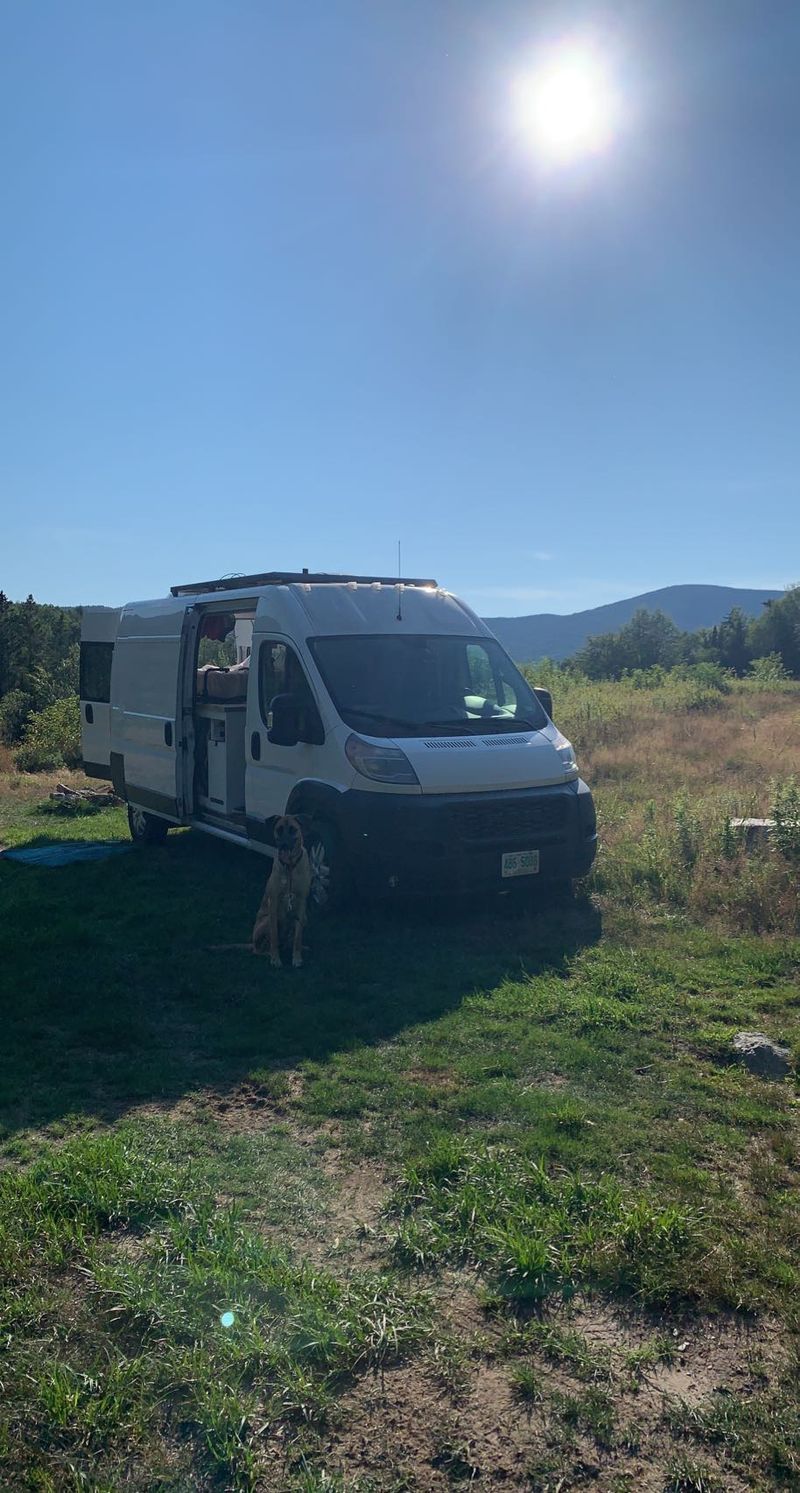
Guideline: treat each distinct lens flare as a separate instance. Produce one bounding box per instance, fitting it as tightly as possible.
[513,42,621,163]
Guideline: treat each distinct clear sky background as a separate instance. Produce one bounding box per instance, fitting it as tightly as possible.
[1,0,798,615]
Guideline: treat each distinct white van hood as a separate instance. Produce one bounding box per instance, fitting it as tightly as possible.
[392,724,571,794]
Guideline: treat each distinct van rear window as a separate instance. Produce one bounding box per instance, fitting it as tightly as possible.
[80,641,114,703]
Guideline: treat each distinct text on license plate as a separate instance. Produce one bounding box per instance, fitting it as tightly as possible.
[501,849,540,878]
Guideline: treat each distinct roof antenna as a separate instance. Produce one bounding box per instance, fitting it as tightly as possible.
[396,540,403,621]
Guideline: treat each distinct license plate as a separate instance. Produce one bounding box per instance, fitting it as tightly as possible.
[501,849,540,878]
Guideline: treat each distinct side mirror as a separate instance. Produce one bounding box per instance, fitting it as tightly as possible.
[267,693,300,747]
[534,686,553,720]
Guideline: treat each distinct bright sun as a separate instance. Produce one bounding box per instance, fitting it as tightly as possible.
[513,43,621,164]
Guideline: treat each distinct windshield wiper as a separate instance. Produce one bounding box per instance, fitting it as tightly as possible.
[497,718,540,732]
[346,709,542,736]
[348,708,421,731]
[415,719,475,734]
[348,710,475,736]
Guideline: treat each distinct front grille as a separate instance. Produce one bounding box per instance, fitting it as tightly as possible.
[453,795,568,843]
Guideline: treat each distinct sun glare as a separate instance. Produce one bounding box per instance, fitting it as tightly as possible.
[513,43,621,164]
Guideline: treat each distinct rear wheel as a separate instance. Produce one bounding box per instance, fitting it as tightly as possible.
[127,804,169,845]
[305,817,350,913]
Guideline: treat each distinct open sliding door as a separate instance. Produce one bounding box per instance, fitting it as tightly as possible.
[110,599,198,819]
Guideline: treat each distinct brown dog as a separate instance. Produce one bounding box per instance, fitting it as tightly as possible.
[252,815,312,968]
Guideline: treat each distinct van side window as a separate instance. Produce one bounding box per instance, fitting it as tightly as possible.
[258,642,323,741]
[80,641,114,703]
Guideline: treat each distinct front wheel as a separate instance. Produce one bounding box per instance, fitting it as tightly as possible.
[305,818,350,914]
[127,804,169,845]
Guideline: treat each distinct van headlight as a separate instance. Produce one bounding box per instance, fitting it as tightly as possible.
[556,741,579,779]
[345,733,420,786]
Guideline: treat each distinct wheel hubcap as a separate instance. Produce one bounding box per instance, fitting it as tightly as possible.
[130,806,147,837]
[309,840,331,906]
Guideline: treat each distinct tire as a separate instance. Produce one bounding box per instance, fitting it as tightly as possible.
[127,804,170,845]
[305,817,350,914]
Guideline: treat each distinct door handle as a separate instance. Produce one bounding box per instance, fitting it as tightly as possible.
[251,731,261,761]
[164,722,173,747]
[84,704,94,724]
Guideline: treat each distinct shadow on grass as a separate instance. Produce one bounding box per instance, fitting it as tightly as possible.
[0,829,601,1136]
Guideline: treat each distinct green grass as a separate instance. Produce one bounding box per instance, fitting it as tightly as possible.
[667,1371,800,1487]
[500,1319,614,1381]
[663,1454,723,1492]
[390,1138,703,1305]
[509,1362,544,1403]
[1,691,799,1488]
[0,782,126,848]
[552,1384,617,1448]
[0,1119,429,1489]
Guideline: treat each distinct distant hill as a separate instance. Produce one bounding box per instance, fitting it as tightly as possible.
[483,585,783,663]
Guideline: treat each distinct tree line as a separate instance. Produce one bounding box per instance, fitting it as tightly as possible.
[0,586,797,770]
[568,587,800,681]
[0,594,81,764]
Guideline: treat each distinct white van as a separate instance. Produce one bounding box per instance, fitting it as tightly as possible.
[80,571,597,905]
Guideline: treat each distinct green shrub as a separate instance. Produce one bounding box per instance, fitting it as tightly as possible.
[14,695,81,773]
[673,798,702,870]
[771,777,800,862]
[750,653,790,684]
[0,688,34,745]
[673,662,732,694]
[198,637,236,667]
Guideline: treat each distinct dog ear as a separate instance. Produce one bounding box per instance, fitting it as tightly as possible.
[264,815,279,843]
[293,811,312,838]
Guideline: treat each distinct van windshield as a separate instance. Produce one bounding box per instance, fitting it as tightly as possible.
[309,634,548,738]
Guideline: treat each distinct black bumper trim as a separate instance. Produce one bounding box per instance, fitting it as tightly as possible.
[331,780,597,895]
[82,760,113,782]
[127,786,179,819]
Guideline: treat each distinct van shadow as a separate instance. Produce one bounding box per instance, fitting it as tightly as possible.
[0,831,602,1137]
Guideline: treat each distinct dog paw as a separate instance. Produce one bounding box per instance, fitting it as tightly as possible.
[270,955,282,969]
[292,956,304,968]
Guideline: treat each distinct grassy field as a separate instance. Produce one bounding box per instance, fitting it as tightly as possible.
[0,682,799,1492]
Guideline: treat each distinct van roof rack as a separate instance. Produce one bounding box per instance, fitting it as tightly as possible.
[170,570,438,597]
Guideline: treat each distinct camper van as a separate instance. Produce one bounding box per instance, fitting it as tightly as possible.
[80,571,597,905]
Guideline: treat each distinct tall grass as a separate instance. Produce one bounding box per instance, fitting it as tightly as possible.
[522,664,800,931]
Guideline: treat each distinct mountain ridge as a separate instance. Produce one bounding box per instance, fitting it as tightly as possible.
[483,584,783,662]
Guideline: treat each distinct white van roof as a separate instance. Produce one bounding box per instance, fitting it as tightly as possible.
[289,581,485,638]
[121,574,491,643]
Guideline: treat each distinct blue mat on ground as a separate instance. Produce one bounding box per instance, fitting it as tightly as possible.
[1,841,132,867]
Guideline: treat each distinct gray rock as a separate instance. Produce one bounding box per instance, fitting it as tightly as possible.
[732,1031,793,1079]
[729,818,775,851]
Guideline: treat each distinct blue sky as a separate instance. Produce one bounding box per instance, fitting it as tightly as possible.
[1,0,798,615]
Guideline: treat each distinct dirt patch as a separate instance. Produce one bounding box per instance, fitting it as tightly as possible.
[320,1151,387,1239]
[136,1072,309,1133]
[403,1067,459,1092]
[578,1299,781,1385]
[529,1070,570,1091]
[132,1083,390,1270]
[318,1357,626,1490]
[298,1297,783,1491]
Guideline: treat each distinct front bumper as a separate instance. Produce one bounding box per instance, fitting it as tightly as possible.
[334,779,597,896]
